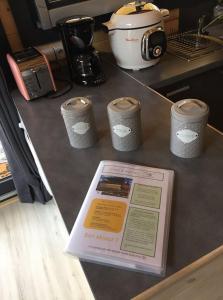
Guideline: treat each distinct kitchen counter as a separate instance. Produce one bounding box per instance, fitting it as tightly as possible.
[97,24,223,90]
[113,40,222,91]
[12,59,223,300]
[125,50,223,90]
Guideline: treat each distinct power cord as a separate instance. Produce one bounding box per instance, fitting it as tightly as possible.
[47,78,73,98]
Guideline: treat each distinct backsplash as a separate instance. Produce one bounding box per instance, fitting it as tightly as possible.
[7,0,217,46]
[179,1,217,32]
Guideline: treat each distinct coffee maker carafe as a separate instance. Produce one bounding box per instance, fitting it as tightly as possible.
[57,16,105,86]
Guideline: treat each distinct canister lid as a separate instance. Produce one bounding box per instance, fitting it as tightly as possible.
[107,97,140,117]
[171,99,209,122]
[61,97,92,116]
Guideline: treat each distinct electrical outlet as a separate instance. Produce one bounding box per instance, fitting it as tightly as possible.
[36,41,65,62]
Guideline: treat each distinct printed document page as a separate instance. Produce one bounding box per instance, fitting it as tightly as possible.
[66,160,174,274]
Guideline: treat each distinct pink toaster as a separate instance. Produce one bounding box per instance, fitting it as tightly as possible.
[7,47,56,101]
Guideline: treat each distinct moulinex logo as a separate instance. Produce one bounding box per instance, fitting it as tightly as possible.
[125,38,139,42]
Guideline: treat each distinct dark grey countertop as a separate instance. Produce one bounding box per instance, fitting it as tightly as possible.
[120,49,223,90]
[12,60,223,300]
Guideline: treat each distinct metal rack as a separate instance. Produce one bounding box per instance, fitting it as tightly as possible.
[167,32,222,61]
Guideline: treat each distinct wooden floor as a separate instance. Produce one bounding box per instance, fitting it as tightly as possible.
[0,198,95,300]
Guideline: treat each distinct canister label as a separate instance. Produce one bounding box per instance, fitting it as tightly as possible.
[176,129,198,144]
[113,125,131,138]
[72,122,90,135]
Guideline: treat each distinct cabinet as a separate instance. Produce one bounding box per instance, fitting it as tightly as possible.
[134,244,223,300]
[157,68,223,132]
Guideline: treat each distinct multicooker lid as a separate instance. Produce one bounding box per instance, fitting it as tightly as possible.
[115,1,159,15]
[103,2,169,31]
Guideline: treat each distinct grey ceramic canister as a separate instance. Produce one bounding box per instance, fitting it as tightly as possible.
[107,97,142,151]
[61,97,97,149]
[170,99,209,158]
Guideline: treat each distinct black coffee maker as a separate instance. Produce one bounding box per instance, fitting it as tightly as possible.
[57,16,105,86]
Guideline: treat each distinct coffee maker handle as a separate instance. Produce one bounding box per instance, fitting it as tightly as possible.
[70,35,85,50]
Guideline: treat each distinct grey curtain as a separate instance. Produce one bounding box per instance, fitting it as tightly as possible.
[0,67,51,203]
